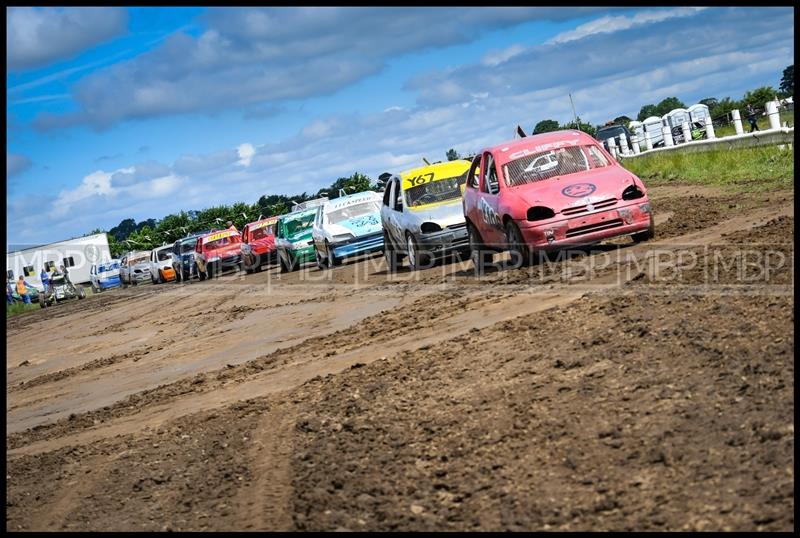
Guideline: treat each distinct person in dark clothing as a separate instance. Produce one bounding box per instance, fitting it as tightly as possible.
[746,105,759,132]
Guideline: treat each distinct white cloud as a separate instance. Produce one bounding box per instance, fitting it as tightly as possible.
[237,143,256,167]
[546,7,707,44]
[481,44,525,66]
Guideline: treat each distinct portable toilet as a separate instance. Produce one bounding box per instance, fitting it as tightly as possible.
[663,108,691,131]
[643,116,664,147]
[628,120,645,150]
[688,103,710,125]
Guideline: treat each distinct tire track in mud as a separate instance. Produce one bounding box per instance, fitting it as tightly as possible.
[5,200,795,531]
[5,290,507,451]
[6,198,794,453]
[9,347,154,393]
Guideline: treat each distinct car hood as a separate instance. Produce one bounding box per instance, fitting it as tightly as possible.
[406,199,465,227]
[330,213,382,237]
[287,230,313,243]
[507,168,640,211]
[130,262,150,271]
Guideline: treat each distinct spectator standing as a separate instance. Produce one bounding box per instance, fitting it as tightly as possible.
[746,105,760,132]
[7,279,14,305]
[16,276,33,304]
[40,267,51,293]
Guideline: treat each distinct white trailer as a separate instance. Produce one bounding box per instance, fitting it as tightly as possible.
[643,116,665,147]
[6,232,111,290]
[663,108,691,131]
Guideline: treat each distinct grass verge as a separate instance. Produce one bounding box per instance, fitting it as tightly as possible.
[6,302,40,318]
[621,144,794,193]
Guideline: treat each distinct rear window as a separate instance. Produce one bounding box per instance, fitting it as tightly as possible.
[204,235,241,250]
[503,145,608,187]
[250,225,273,241]
[99,262,119,272]
[156,249,171,261]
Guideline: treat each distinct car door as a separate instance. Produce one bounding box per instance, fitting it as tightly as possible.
[312,205,325,253]
[476,152,505,247]
[463,154,482,235]
[384,178,405,251]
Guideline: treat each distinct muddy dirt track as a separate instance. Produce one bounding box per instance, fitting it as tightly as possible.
[6,185,794,531]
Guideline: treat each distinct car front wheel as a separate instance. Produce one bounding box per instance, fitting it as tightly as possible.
[632,215,655,243]
[406,234,430,271]
[506,221,532,268]
[384,231,401,273]
[469,224,493,275]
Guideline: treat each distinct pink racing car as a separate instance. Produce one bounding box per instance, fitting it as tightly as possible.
[463,129,654,272]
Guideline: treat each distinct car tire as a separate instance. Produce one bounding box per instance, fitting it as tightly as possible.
[315,248,327,271]
[632,215,655,243]
[245,254,255,274]
[77,287,86,300]
[384,231,400,273]
[469,223,493,275]
[279,252,290,273]
[406,233,430,271]
[91,282,98,294]
[197,264,206,281]
[325,241,339,268]
[121,277,128,289]
[506,221,532,268]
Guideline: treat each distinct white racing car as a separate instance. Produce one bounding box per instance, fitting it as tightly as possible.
[311,191,384,269]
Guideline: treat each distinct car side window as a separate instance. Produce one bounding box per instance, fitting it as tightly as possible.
[482,153,500,195]
[121,257,127,266]
[467,155,482,189]
[392,179,404,212]
[382,180,392,207]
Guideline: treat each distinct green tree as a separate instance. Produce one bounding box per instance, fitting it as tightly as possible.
[779,64,793,96]
[613,115,632,127]
[562,116,596,138]
[532,119,560,134]
[699,97,719,110]
[637,104,658,121]
[709,97,740,119]
[109,218,137,241]
[654,97,686,117]
[741,86,778,109]
[328,172,372,199]
[445,148,461,161]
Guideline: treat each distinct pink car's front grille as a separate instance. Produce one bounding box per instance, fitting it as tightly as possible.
[565,218,624,238]
[561,197,618,216]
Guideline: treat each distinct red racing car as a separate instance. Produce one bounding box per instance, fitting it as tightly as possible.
[463,129,654,272]
[241,216,280,273]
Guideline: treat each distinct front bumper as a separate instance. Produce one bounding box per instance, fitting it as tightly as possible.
[160,266,177,281]
[332,231,384,259]
[416,223,470,256]
[518,200,652,249]
[131,270,151,282]
[99,276,121,289]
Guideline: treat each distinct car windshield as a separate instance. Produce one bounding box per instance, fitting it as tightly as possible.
[405,174,467,208]
[180,240,196,253]
[98,262,119,272]
[205,235,240,250]
[284,214,315,236]
[327,201,380,224]
[129,256,148,265]
[250,225,273,241]
[156,249,171,261]
[504,145,607,187]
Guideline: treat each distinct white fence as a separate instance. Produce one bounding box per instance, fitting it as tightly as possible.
[609,98,794,160]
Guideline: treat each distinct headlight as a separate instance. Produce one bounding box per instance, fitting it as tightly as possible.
[208,256,220,263]
[242,243,251,253]
[332,233,355,242]
[527,206,555,221]
[290,241,307,249]
[420,222,442,234]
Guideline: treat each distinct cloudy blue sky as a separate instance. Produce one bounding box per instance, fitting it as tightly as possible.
[6,6,794,246]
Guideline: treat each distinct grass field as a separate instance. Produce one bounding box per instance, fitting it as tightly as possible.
[713,110,794,138]
[6,285,96,318]
[622,144,794,192]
